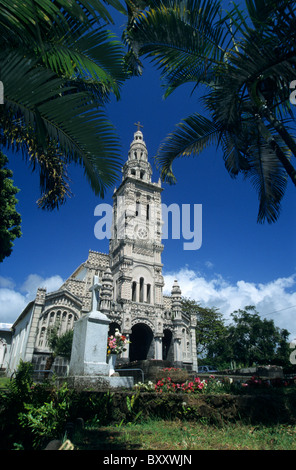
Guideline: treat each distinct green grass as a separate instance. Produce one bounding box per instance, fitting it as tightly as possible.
[0,376,10,390]
[73,419,296,451]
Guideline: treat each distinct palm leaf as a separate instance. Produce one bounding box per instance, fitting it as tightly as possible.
[0,0,130,210]
[125,0,226,97]
[244,136,288,223]
[43,27,127,99]
[124,0,296,223]
[0,1,127,99]
[155,113,219,183]
[0,50,122,200]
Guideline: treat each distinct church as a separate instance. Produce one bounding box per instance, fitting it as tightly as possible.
[5,127,198,375]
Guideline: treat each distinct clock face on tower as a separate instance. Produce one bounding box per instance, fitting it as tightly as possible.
[134,224,149,240]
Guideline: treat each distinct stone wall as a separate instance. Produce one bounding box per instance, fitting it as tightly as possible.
[219,365,284,378]
[60,389,296,426]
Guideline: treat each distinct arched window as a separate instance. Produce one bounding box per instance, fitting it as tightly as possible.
[132,281,137,302]
[38,327,46,347]
[139,277,144,303]
[146,284,151,303]
[136,200,140,217]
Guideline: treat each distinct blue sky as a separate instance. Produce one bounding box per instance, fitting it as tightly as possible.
[1,2,296,339]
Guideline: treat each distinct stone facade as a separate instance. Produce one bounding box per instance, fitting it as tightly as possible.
[6,128,197,375]
[0,325,11,371]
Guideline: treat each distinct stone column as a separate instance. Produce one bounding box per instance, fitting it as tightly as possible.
[121,309,131,362]
[67,277,134,390]
[69,276,110,376]
[25,287,46,363]
[171,280,183,366]
[121,338,130,361]
[154,335,163,360]
[173,336,183,366]
[190,313,198,372]
[0,339,6,368]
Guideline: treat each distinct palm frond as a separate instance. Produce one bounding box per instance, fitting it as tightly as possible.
[0,1,127,100]
[155,113,219,183]
[0,51,122,200]
[125,0,226,96]
[44,27,127,99]
[244,136,288,223]
[123,0,296,223]
[0,0,130,210]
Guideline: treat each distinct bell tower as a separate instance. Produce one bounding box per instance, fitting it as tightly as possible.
[109,124,164,307]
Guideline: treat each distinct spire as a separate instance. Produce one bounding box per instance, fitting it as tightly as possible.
[122,124,152,182]
[129,126,147,162]
[100,268,113,312]
[171,280,182,321]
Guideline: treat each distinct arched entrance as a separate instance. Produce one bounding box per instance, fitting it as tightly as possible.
[129,323,154,361]
[162,329,174,361]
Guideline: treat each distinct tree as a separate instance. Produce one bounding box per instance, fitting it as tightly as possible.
[223,306,290,367]
[124,0,296,223]
[0,152,21,262]
[195,304,291,369]
[44,325,74,375]
[0,0,128,211]
[181,297,226,357]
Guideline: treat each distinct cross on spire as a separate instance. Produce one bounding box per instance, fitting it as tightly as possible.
[134,121,143,132]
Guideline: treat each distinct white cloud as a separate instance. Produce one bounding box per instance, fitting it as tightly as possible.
[205,261,214,269]
[0,274,64,324]
[2,268,296,341]
[0,288,27,324]
[163,268,296,339]
[0,276,15,289]
[20,274,64,299]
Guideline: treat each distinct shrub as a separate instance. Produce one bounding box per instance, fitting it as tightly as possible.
[18,383,72,449]
[9,360,34,401]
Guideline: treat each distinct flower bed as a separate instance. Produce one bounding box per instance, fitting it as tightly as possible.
[133,368,296,395]
[242,375,295,388]
[154,376,208,393]
[135,368,223,394]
